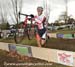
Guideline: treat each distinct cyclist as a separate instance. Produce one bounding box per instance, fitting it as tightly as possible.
[34,6,47,47]
[22,6,47,47]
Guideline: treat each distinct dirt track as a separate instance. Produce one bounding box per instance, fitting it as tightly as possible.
[0,49,69,67]
[46,38,75,51]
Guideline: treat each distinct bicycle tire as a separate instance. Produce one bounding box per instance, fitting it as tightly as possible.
[14,29,25,44]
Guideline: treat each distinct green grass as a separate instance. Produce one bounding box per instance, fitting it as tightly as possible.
[0,38,15,43]
[0,37,37,46]
[0,29,75,52]
[0,37,75,51]
[21,38,37,46]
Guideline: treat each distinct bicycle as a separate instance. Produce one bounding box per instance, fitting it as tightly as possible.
[14,13,35,44]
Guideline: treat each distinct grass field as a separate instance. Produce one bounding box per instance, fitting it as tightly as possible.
[0,37,75,51]
[0,29,75,51]
[48,29,75,34]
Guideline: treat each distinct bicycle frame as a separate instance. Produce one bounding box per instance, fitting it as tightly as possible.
[14,13,35,43]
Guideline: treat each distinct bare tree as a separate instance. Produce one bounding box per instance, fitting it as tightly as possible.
[10,0,23,28]
[64,0,68,23]
[0,0,22,29]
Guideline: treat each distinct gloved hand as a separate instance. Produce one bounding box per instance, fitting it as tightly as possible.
[30,14,34,18]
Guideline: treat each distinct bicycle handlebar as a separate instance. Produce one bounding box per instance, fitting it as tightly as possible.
[19,12,34,18]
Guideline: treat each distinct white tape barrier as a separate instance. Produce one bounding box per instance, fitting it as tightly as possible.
[31,46,75,66]
[47,33,57,38]
[31,46,50,61]
[0,42,75,66]
[0,42,9,51]
[57,50,74,66]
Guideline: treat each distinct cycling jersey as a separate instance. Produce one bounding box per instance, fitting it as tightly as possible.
[34,14,47,39]
[23,14,47,39]
[34,14,46,30]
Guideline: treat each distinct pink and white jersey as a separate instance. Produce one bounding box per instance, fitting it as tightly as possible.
[34,14,46,29]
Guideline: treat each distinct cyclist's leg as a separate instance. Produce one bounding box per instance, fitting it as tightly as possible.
[38,28,46,46]
[35,32,41,47]
[41,32,47,46]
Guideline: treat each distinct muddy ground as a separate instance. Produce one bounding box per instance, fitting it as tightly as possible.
[0,49,70,67]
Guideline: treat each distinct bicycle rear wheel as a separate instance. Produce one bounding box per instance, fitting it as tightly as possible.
[14,26,34,44]
[24,27,34,40]
[14,29,25,44]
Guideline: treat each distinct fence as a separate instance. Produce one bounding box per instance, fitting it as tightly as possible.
[0,42,75,66]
